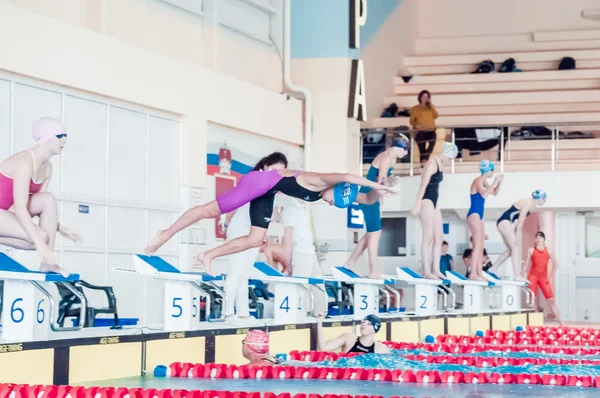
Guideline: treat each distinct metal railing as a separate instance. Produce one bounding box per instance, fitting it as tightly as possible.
[361,122,600,176]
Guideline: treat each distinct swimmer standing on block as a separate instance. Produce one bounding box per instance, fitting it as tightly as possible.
[145,155,400,273]
[410,142,458,280]
[344,134,409,279]
[0,117,81,277]
[491,190,547,282]
[466,160,503,281]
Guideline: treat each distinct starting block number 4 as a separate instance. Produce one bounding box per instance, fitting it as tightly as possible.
[274,284,303,323]
[1,280,49,341]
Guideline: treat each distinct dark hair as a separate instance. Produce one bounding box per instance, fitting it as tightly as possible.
[442,241,448,246]
[418,90,431,103]
[253,152,288,171]
[483,248,488,256]
[536,231,546,240]
[463,248,472,259]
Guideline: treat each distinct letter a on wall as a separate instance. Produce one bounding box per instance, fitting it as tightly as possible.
[348,59,367,121]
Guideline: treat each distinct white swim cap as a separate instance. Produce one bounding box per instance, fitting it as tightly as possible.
[442,142,458,159]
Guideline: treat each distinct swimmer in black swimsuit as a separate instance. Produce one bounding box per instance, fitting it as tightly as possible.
[316,315,390,354]
[411,142,458,280]
[491,190,547,282]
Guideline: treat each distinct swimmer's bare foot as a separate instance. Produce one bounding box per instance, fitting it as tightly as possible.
[40,263,70,278]
[144,230,169,256]
[433,271,447,280]
[196,252,213,275]
[423,272,441,281]
[368,272,383,279]
[469,274,487,282]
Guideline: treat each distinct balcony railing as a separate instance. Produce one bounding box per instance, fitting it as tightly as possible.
[361,122,600,176]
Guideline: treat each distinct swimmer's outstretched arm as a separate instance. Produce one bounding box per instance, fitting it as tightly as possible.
[315,173,397,194]
[316,318,351,352]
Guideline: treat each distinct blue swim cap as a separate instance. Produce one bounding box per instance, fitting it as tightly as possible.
[424,335,435,344]
[392,134,410,150]
[363,314,382,333]
[532,189,547,200]
[479,160,494,174]
[333,182,358,208]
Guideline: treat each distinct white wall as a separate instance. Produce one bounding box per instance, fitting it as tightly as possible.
[361,0,418,127]
[3,0,284,92]
[418,0,600,39]
[0,72,181,325]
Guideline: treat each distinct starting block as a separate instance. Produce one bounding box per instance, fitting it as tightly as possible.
[114,254,227,331]
[250,262,325,323]
[444,271,498,313]
[483,271,534,312]
[394,267,455,316]
[328,266,396,320]
[0,253,85,341]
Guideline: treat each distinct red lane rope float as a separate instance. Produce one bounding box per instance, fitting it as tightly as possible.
[161,362,600,390]
[0,385,394,398]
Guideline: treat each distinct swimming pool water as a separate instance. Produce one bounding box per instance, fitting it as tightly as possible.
[84,376,600,398]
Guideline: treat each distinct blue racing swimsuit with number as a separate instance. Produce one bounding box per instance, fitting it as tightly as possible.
[358,165,393,233]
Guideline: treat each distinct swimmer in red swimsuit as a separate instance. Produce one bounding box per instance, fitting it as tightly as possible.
[523,231,563,326]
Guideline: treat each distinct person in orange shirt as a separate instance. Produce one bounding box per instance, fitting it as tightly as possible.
[409,90,439,164]
[523,231,563,326]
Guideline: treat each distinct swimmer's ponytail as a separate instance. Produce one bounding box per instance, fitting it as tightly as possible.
[253,152,289,171]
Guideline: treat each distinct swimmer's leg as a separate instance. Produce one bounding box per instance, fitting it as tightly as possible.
[490,221,513,274]
[198,226,267,274]
[419,200,440,280]
[366,231,383,279]
[145,201,221,255]
[344,233,367,272]
[467,214,487,281]
[0,209,49,249]
[431,207,447,280]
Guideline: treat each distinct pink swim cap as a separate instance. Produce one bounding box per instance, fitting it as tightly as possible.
[32,117,66,144]
[243,330,269,354]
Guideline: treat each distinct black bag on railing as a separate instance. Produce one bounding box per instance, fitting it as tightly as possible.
[499,58,516,73]
[472,59,494,74]
[559,57,576,70]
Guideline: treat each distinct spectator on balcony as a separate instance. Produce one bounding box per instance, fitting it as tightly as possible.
[410,90,439,164]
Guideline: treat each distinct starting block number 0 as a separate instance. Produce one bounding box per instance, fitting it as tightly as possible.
[9,298,45,324]
[506,295,514,306]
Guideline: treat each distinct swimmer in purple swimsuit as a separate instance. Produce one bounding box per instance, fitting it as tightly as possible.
[145,152,400,273]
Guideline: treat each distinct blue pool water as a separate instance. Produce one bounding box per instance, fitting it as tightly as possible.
[86,377,600,398]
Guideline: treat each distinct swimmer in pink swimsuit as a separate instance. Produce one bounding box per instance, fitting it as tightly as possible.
[0,117,81,277]
[145,157,401,273]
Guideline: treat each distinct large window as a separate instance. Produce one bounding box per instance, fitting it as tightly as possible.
[585,217,600,257]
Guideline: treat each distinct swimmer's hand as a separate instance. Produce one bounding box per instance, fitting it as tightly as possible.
[410,202,421,217]
[381,175,401,188]
[59,225,82,245]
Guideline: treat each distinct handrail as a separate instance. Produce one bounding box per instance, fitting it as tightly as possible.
[361,121,600,136]
[361,121,600,175]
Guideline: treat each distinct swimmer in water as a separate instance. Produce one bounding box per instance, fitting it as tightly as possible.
[316,314,390,354]
[523,231,563,326]
[145,156,400,274]
[344,134,408,279]
[0,117,81,277]
[466,160,504,281]
[491,190,547,282]
[242,330,281,366]
[410,142,458,280]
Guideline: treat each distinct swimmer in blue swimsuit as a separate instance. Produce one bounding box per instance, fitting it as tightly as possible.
[467,160,503,281]
[345,134,409,278]
[492,190,547,282]
[411,142,458,280]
